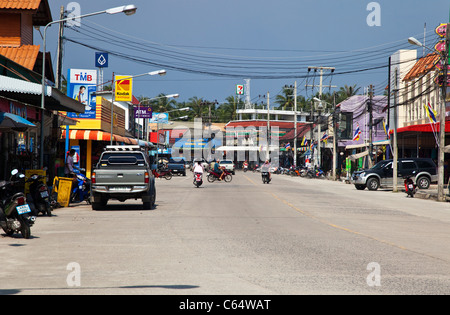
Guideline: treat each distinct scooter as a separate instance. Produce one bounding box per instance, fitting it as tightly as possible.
[70,170,91,204]
[152,168,173,180]
[0,169,36,239]
[404,177,416,198]
[193,173,203,188]
[261,171,271,184]
[27,174,52,217]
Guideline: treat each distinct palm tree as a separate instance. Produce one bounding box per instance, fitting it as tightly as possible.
[275,87,295,110]
[146,93,177,113]
[338,84,361,102]
[186,96,205,119]
[216,96,243,122]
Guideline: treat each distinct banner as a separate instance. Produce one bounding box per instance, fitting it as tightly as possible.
[115,75,133,102]
[67,69,97,119]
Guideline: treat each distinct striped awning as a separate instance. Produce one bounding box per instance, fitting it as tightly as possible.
[61,130,137,144]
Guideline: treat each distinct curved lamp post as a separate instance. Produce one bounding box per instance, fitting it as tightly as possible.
[40,5,137,168]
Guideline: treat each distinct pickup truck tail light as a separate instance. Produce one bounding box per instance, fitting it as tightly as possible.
[91,172,96,184]
[144,172,149,184]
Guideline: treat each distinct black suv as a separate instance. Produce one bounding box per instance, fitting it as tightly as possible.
[351,158,438,191]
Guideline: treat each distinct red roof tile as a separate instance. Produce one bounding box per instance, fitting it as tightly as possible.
[403,53,440,82]
[0,0,41,10]
[0,45,40,70]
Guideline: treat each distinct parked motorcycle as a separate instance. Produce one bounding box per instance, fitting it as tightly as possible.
[207,169,233,183]
[0,169,36,239]
[193,172,203,188]
[404,177,416,198]
[70,170,91,204]
[27,174,52,217]
[152,168,173,180]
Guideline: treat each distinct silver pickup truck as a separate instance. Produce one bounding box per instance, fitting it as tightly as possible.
[90,145,156,210]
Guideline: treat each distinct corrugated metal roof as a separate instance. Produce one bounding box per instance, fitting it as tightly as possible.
[403,53,440,82]
[0,45,40,70]
[0,0,41,10]
[0,73,50,95]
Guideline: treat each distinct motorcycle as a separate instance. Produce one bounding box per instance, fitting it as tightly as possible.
[404,177,416,198]
[315,167,325,179]
[193,172,203,188]
[207,169,233,183]
[0,169,36,239]
[261,171,271,184]
[27,174,52,217]
[152,168,173,180]
[70,170,91,204]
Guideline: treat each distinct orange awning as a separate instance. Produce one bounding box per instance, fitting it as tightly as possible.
[61,130,137,144]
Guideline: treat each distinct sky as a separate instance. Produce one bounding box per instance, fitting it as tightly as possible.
[40,0,450,106]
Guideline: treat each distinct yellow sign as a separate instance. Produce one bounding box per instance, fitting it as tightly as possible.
[115,75,133,102]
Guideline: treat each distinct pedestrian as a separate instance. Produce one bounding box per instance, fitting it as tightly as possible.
[65,149,82,178]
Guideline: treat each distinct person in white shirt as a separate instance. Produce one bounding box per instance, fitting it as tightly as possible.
[193,161,204,174]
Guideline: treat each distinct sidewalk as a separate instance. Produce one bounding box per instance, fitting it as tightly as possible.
[415,184,450,202]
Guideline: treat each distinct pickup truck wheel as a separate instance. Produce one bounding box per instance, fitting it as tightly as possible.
[367,178,380,191]
[92,202,102,211]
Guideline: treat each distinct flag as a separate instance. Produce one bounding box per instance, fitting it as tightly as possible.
[383,120,391,139]
[424,102,437,124]
[353,123,362,141]
[321,132,329,144]
[285,143,291,149]
[301,136,306,146]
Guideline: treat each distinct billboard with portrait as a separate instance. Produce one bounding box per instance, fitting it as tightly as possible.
[67,69,97,119]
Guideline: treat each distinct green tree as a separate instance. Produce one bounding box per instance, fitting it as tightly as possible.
[216,96,243,122]
[275,87,295,110]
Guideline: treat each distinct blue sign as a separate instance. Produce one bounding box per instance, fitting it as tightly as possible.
[95,52,109,68]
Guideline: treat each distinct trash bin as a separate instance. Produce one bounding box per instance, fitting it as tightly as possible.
[52,176,73,208]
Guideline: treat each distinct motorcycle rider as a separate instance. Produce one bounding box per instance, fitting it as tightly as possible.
[193,161,204,176]
[213,159,224,181]
[261,160,272,181]
[243,160,249,172]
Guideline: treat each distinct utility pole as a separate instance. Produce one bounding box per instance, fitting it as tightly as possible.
[306,66,336,168]
[55,6,65,90]
[267,92,270,162]
[368,85,374,168]
[437,23,450,201]
[332,92,337,181]
[393,69,399,192]
[294,81,298,166]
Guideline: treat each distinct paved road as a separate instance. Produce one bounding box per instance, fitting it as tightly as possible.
[1,171,450,295]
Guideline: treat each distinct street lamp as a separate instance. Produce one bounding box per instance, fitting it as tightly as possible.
[111,70,166,145]
[39,4,137,168]
[138,93,180,140]
[408,34,448,201]
[154,107,191,166]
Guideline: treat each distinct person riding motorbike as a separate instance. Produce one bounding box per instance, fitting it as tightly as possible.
[213,159,225,181]
[193,161,204,176]
[261,160,272,181]
[243,160,249,172]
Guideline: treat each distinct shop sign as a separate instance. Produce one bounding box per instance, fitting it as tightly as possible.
[115,76,133,102]
[134,106,152,119]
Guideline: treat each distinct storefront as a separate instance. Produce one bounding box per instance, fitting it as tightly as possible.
[60,96,146,178]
